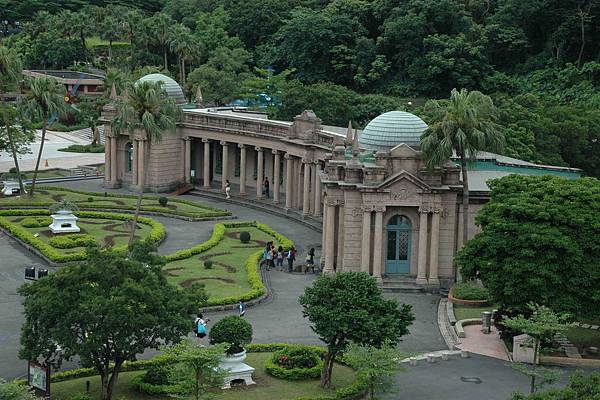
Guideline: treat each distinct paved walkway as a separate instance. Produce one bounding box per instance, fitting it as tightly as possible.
[456,325,509,361]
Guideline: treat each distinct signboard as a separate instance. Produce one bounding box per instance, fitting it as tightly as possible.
[28,361,50,396]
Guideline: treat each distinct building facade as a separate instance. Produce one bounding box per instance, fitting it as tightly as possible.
[101,74,581,288]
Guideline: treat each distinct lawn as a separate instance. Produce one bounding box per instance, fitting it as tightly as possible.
[453,304,496,321]
[5,216,152,252]
[0,187,229,219]
[165,226,273,299]
[50,353,356,400]
[22,169,71,179]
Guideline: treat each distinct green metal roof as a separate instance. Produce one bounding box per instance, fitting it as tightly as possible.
[359,111,428,151]
[137,73,186,105]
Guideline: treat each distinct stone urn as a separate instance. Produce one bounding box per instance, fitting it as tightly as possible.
[49,210,81,234]
[218,349,255,389]
[1,181,22,196]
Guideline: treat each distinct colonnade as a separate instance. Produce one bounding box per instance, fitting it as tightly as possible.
[182,137,323,217]
[415,207,441,285]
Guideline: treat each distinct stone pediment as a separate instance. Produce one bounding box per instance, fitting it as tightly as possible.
[388,143,420,157]
[374,170,431,203]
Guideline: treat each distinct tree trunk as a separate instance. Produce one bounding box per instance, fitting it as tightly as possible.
[105,363,122,400]
[30,118,47,197]
[577,6,587,68]
[109,40,113,62]
[182,59,186,87]
[163,47,168,71]
[128,141,147,248]
[319,350,336,388]
[5,122,26,194]
[195,369,201,400]
[100,371,109,400]
[80,33,87,61]
[460,154,469,247]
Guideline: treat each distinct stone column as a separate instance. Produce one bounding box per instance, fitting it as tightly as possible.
[239,144,246,195]
[285,154,293,209]
[104,134,111,183]
[429,210,441,285]
[324,200,336,274]
[313,162,322,216]
[302,160,311,215]
[309,163,315,213]
[110,136,117,184]
[321,197,327,266]
[273,150,281,204]
[291,158,298,208]
[202,138,210,188]
[184,137,191,184]
[221,141,229,191]
[256,147,264,199]
[137,139,145,191]
[361,207,372,274]
[416,210,429,285]
[372,208,384,282]
[296,159,303,209]
[336,202,345,269]
[132,138,139,187]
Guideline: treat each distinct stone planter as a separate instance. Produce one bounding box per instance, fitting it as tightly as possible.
[2,181,23,196]
[49,211,80,234]
[218,349,255,389]
[448,287,489,307]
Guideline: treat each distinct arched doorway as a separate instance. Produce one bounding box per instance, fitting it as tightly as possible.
[385,215,412,274]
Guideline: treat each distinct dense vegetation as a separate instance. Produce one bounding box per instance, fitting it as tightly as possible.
[1,0,599,176]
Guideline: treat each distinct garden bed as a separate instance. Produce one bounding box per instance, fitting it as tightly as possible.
[448,282,490,307]
[0,186,230,220]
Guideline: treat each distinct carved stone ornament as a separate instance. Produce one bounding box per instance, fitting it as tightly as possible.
[326,199,344,207]
[418,205,446,216]
[361,205,376,213]
[390,188,410,200]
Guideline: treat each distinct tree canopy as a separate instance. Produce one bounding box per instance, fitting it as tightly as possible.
[456,175,600,318]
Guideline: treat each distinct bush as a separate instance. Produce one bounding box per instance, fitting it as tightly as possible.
[158,197,168,207]
[68,394,92,400]
[209,315,253,355]
[265,346,323,380]
[130,375,187,396]
[21,216,52,228]
[49,200,79,213]
[142,364,172,386]
[87,197,94,202]
[204,260,213,269]
[58,144,105,153]
[48,234,98,249]
[239,231,251,243]
[452,281,489,301]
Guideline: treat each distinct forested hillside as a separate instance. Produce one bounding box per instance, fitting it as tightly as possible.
[1,0,599,176]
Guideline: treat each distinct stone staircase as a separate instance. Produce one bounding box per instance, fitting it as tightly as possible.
[381,275,425,293]
[62,126,105,145]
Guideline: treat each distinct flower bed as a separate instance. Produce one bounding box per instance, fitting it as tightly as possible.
[448,282,490,306]
[265,346,324,380]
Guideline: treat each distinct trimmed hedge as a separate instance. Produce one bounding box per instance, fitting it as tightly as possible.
[265,346,323,380]
[21,216,52,227]
[0,210,165,263]
[451,281,489,301]
[48,234,97,249]
[130,375,187,396]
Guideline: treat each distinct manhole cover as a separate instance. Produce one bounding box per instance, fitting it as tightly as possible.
[460,377,482,384]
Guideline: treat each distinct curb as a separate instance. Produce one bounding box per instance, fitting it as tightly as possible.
[437,298,460,350]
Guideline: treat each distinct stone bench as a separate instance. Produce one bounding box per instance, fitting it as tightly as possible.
[454,318,482,338]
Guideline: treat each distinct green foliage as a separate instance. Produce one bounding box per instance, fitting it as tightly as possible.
[67,394,92,400]
[203,260,213,269]
[457,175,600,318]
[0,378,36,400]
[209,315,253,354]
[299,272,414,388]
[239,231,251,243]
[158,196,168,207]
[58,144,105,153]
[451,281,489,301]
[49,200,79,213]
[18,243,195,400]
[343,341,404,400]
[130,374,187,396]
[48,233,97,249]
[265,346,323,380]
[142,364,175,386]
[20,216,51,227]
[510,371,600,400]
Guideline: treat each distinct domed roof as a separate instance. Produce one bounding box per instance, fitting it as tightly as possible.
[359,111,428,151]
[136,73,186,105]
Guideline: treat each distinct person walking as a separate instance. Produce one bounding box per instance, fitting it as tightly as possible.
[225,179,231,199]
[238,301,246,317]
[276,245,284,270]
[194,313,208,343]
[266,244,274,270]
[287,246,296,272]
[264,177,270,198]
[304,247,315,273]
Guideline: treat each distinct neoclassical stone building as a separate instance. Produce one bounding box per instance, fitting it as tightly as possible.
[101,74,581,288]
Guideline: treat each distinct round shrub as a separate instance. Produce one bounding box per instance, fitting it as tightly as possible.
[239,231,251,243]
[265,346,323,380]
[142,364,172,386]
[451,281,489,301]
[204,260,213,269]
[21,216,52,228]
[49,200,79,213]
[87,197,94,202]
[48,234,98,249]
[209,315,253,355]
[131,374,187,396]
[158,197,168,207]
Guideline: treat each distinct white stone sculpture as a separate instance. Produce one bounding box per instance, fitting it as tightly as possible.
[218,349,255,389]
[49,210,80,234]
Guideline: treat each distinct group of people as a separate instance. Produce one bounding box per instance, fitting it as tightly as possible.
[223,177,271,200]
[260,242,316,273]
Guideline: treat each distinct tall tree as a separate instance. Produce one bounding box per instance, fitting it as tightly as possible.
[121,8,144,67]
[420,88,504,245]
[169,24,197,86]
[111,80,181,247]
[20,76,67,197]
[100,15,121,62]
[150,12,175,70]
[298,272,414,388]
[19,242,195,400]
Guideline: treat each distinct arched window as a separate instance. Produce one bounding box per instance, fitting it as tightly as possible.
[126,142,133,172]
[385,215,412,274]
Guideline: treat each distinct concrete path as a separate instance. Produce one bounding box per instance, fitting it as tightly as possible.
[457,325,509,361]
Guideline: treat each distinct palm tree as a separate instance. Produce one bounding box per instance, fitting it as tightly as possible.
[169,25,197,86]
[111,81,181,247]
[121,9,143,68]
[0,46,27,194]
[20,76,68,197]
[150,12,175,71]
[100,15,121,63]
[420,88,504,246]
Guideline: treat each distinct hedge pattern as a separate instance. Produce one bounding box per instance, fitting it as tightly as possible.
[130,375,187,396]
[0,209,165,263]
[265,346,324,380]
[21,216,52,228]
[48,234,97,249]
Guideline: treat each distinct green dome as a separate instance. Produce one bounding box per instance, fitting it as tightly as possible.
[136,73,186,105]
[359,111,428,151]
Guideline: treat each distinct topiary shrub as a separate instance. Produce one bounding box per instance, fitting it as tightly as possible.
[158,197,168,207]
[21,216,52,228]
[265,346,323,380]
[209,315,253,355]
[49,200,79,214]
[239,231,251,243]
[204,260,213,269]
[451,281,489,301]
[48,234,98,249]
[142,364,172,386]
[87,197,94,202]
